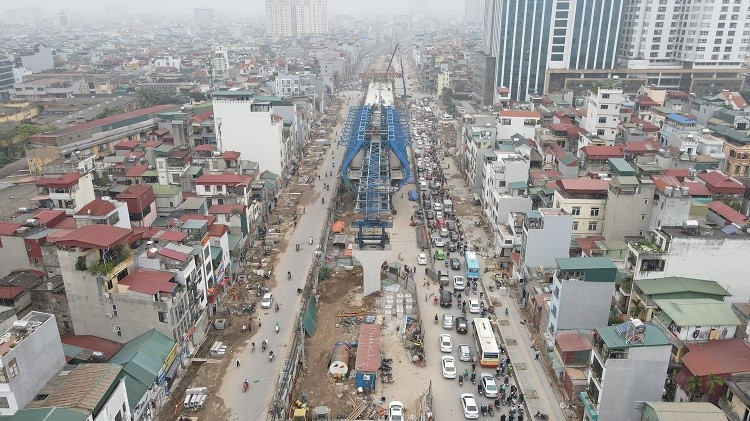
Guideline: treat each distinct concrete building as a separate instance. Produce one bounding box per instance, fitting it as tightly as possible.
[295,0,328,35]
[0,59,13,100]
[154,56,181,71]
[519,208,573,274]
[212,91,292,178]
[486,0,625,102]
[462,117,498,196]
[266,0,295,37]
[552,179,609,238]
[19,46,54,73]
[115,185,157,228]
[626,224,750,303]
[193,7,214,27]
[712,125,750,178]
[464,0,484,23]
[547,256,618,334]
[649,175,692,231]
[274,73,317,97]
[496,110,541,141]
[0,312,66,416]
[34,172,96,216]
[584,85,622,142]
[73,197,131,229]
[580,321,671,421]
[602,158,655,240]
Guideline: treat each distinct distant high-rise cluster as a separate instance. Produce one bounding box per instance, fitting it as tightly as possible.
[265,0,328,37]
[193,7,215,27]
[464,0,485,24]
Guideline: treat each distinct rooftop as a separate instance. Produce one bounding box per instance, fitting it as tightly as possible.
[56,225,133,250]
[5,407,89,421]
[34,104,179,138]
[634,277,730,299]
[639,401,726,421]
[119,268,176,295]
[666,113,696,125]
[497,109,541,118]
[555,330,593,353]
[708,200,747,225]
[555,178,609,194]
[60,334,123,360]
[26,363,122,415]
[36,173,82,189]
[75,198,116,217]
[698,171,746,195]
[557,256,616,271]
[596,323,670,349]
[654,298,741,327]
[682,338,750,377]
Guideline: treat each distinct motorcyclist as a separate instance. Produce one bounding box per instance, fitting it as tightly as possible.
[287,271,291,280]
[251,342,256,352]
[275,321,280,333]
[261,340,268,351]
[434,314,438,323]
[275,303,280,312]
[269,350,274,361]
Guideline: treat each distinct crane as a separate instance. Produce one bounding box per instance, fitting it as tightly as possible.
[399,58,407,99]
[384,44,399,83]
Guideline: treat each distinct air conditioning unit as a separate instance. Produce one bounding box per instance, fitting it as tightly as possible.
[113,325,121,332]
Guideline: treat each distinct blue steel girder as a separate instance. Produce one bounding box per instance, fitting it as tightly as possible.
[340,106,372,191]
[384,106,411,190]
[355,125,392,221]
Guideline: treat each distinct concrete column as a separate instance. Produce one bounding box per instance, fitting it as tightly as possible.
[351,250,392,296]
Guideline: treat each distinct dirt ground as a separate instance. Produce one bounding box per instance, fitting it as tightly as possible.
[293,266,381,419]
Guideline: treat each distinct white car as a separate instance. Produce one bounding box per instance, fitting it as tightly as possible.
[417,253,428,265]
[433,202,442,211]
[442,314,454,329]
[460,393,479,419]
[441,355,457,379]
[260,293,274,309]
[439,334,453,353]
[435,210,444,219]
[480,373,499,398]
[468,298,481,314]
[388,401,404,421]
[433,237,445,247]
[458,344,472,362]
[453,276,466,291]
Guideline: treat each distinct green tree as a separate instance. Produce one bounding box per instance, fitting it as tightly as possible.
[94,107,123,119]
[189,91,207,102]
[136,87,184,107]
[704,374,725,396]
[629,298,645,319]
[685,375,702,401]
[0,122,55,158]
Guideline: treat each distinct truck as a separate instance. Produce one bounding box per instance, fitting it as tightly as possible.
[438,270,450,286]
[443,199,453,215]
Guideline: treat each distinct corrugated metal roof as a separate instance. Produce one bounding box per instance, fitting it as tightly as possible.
[682,338,750,376]
[654,298,741,327]
[641,401,726,420]
[635,278,730,298]
[354,324,381,372]
[6,407,89,421]
[26,364,122,414]
[110,329,175,388]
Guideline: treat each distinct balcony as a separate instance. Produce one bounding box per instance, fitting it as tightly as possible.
[86,245,132,277]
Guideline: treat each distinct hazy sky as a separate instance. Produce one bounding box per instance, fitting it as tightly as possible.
[17,0,461,18]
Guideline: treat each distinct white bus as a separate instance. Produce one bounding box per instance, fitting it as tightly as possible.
[472,318,500,367]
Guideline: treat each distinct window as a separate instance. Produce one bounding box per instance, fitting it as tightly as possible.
[600,105,609,110]
[571,206,581,215]
[643,199,649,205]
[0,397,8,409]
[572,221,579,231]
[602,93,610,99]
[158,311,168,323]
[25,243,32,251]
[7,358,18,379]
[598,117,607,124]
[501,118,511,125]
[597,129,605,136]
[588,221,598,231]
[112,304,118,317]
[591,207,600,216]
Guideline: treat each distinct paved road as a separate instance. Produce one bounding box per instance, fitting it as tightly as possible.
[217,91,362,420]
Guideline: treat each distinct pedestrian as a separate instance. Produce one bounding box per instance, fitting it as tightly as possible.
[535,350,540,360]
[471,362,476,371]
[258,318,262,329]
[236,358,241,368]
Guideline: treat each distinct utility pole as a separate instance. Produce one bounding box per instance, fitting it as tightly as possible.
[300,314,306,370]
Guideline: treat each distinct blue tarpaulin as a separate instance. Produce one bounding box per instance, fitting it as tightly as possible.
[408,190,419,201]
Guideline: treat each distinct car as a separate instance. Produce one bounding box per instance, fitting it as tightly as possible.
[480,373,499,398]
[441,355,457,379]
[460,393,479,419]
[440,290,453,307]
[387,401,404,421]
[453,276,466,291]
[417,253,428,265]
[433,202,442,211]
[425,210,435,220]
[440,227,449,237]
[455,316,469,334]
[440,334,453,352]
[458,344,472,362]
[468,298,481,314]
[435,210,444,219]
[442,314,454,329]
[260,293,274,309]
[449,230,460,242]
[433,237,445,247]
[450,258,461,270]
[447,241,458,252]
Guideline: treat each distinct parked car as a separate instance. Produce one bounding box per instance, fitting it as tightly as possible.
[468,298,481,314]
[260,293,274,309]
[458,344,472,362]
[450,258,461,270]
[442,314,454,329]
[417,253,428,265]
[455,316,468,334]
[388,401,404,421]
[440,334,453,352]
[460,393,479,419]
[441,355,457,379]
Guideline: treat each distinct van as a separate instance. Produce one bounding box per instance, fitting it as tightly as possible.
[420,181,428,192]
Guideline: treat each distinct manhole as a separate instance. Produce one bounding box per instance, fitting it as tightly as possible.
[506,339,518,346]
[514,363,527,370]
[498,320,509,326]
[525,389,539,399]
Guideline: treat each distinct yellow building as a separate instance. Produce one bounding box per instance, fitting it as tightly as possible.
[437,71,451,94]
[712,125,750,177]
[0,101,39,124]
[552,179,609,238]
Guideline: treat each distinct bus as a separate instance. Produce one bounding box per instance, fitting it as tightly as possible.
[465,251,480,281]
[472,318,500,367]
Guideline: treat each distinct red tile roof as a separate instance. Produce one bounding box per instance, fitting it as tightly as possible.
[192,110,213,123]
[682,181,712,197]
[651,175,683,194]
[32,209,67,227]
[0,286,25,300]
[635,95,659,107]
[56,225,133,250]
[208,204,246,214]
[555,331,593,353]
[682,339,750,377]
[35,105,178,138]
[698,171,746,195]
[624,139,660,155]
[581,145,624,159]
[0,222,22,236]
[196,173,251,187]
[178,214,216,225]
[60,334,124,359]
[498,109,541,118]
[36,173,82,189]
[114,140,139,150]
[54,217,77,230]
[630,117,660,132]
[194,144,216,152]
[119,268,176,295]
[76,198,116,217]
[152,230,187,242]
[708,201,748,225]
[142,140,162,148]
[125,165,149,177]
[575,236,605,256]
[720,90,747,110]
[157,247,188,261]
[208,223,229,237]
[223,151,241,160]
[664,169,690,180]
[556,179,610,193]
[116,185,155,213]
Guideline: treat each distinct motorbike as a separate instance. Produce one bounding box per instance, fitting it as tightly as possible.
[287,271,292,280]
[261,340,267,351]
[535,412,549,420]
[268,351,274,362]
[243,381,249,393]
[275,303,280,312]
[488,405,494,416]
[470,373,476,384]
[275,322,280,333]
[322,197,325,204]
[297,288,303,294]
[434,314,438,324]
[480,404,487,416]
[296,243,300,252]
[458,374,463,386]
